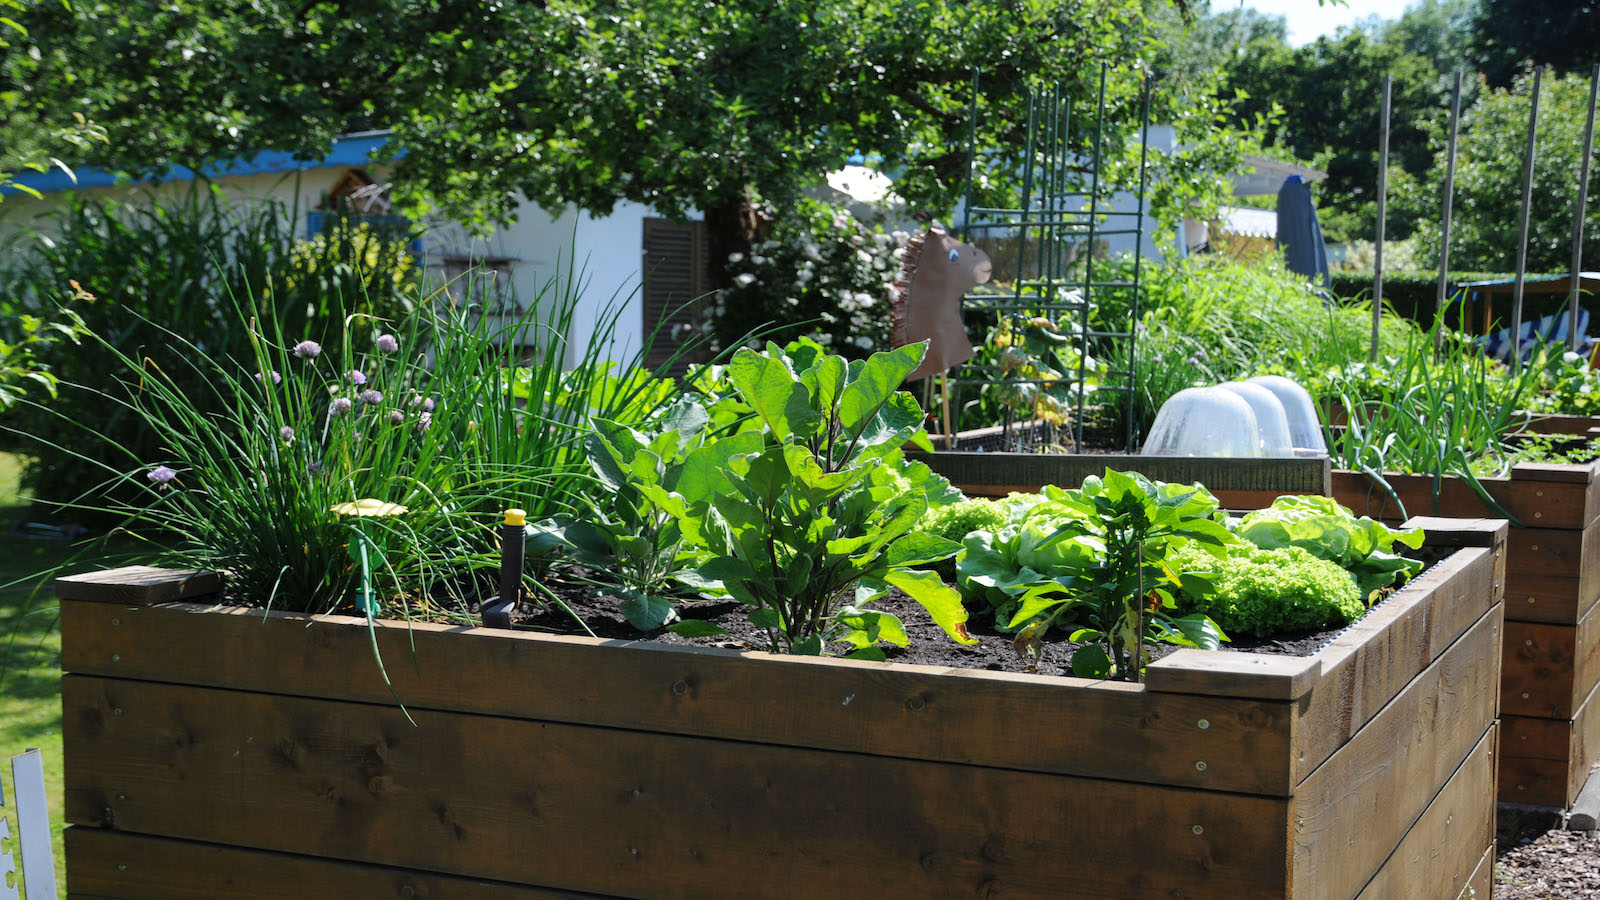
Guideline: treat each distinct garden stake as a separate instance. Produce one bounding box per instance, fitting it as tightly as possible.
[1371,74,1391,362]
[1569,64,1599,351]
[1510,65,1543,369]
[1434,72,1462,349]
[481,508,527,629]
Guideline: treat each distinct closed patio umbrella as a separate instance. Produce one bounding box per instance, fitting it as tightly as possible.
[1276,174,1330,287]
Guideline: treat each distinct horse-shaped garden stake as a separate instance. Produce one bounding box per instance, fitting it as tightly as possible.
[890,221,993,446]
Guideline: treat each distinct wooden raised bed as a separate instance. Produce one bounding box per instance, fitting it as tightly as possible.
[58,517,1502,899]
[1334,461,1600,809]
[910,452,1332,511]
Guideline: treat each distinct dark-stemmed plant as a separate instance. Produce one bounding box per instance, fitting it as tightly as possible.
[1005,471,1231,681]
[680,341,973,656]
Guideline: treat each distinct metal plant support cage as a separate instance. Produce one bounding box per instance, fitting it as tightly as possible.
[947,65,1153,453]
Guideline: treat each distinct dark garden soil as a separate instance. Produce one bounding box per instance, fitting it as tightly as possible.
[1497,805,1600,898]
[505,565,1398,677]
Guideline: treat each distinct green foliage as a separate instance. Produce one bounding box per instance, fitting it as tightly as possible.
[1099,257,1416,441]
[1398,72,1600,274]
[976,312,1108,429]
[1320,325,1551,510]
[1471,0,1600,88]
[701,199,905,357]
[533,405,763,631]
[0,286,86,409]
[916,498,1006,547]
[1522,349,1600,416]
[13,254,675,620]
[0,190,420,514]
[1169,542,1364,638]
[962,471,1232,682]
[678,341,972,656]
[1233,494,1425,600]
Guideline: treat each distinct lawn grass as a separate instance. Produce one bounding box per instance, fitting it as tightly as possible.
[1,452,156,899]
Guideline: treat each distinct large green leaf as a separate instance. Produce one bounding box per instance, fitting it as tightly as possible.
[837,344,924,439]
[728,347,820,439]
[886,568,976,645]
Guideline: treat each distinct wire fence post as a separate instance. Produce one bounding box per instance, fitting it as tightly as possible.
[1372,74,1392,362]
[1570,64,1599,351]
[1511,66,1544,370]
[1434,72,1462,350]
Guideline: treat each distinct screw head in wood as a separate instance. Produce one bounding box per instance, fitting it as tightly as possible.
[907,697,926,711]
[111,653,120,662]
[111,618,120,626]
[1196,719,1210,730]
[1192,825,1204,835]
[1522,692,1531,699]
[1194,761,1207,772]
[670,680,689,696]
[117,864,127,872]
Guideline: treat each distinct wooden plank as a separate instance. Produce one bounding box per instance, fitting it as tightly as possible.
[57,600,1299,797]
[1502,572,1588,625]
[61,676,1290,899]
[1499,595,1600,721]
[1506,526,1591,581]
[1144,651,1321,701]
[54,566,221,605]
[1332,469,1600,530]
[1512,461,1600,483]
[1500,714,1570,762]
[1404,517,1509,548]
[910,451,1331,496]
[1502,620,1578,718]
[1517,413,1600,437]
[1291,547,1499,785]
[63,827,600,898]
[1569,671,1600,812]
[1455,844,1494,900]
[1498,755,1567,808]
[1289,604,1502,898]
[1351,727,1496,900]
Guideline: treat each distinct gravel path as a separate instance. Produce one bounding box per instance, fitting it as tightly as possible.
[1498,809,1600,898]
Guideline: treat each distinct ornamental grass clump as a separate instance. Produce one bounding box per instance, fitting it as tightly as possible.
[13,261,686,620]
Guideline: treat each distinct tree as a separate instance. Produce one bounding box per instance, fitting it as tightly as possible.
[1224,27,1449,242]
[1398,70,1599,274]
[1472,0,1600,88]
[7,0,1180,289]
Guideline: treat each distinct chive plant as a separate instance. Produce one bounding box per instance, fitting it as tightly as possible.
[8,258,695,622]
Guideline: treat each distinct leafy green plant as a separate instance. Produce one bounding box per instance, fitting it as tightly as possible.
[1233,495,1425,600]
[533,405,763,631]
[1168,543,1363,638]
[916,498,1007,546]
[680,341,973,656]
[0,292,86,409]
[978,312,1107,429]
[964,471,1231,681]
[1322,325,1545,515]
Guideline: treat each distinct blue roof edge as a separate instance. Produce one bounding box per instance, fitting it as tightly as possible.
[2,131,395,196]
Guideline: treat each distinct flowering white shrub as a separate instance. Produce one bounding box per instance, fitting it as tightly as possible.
[698,199,911,358]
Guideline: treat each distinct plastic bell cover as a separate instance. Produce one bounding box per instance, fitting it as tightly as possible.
[1246,374,1327,453]
[1217,382,1294,458]
[1141,386,1262,458]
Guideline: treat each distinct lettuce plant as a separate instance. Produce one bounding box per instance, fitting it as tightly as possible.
[681,341,974,656]
[1232,495,1424,600]
[1168,542,1364,637]
[967,471,1232,681]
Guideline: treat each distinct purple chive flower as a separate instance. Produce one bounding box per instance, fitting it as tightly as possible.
[306,460,323,476]
[422,397,435,412]
[1187,356,1199,366]
[388,410,405,425]
[329,397,353,417]
[361,389,383,405]
[416,411,433,431]
[293,340,322,359]
[350,369,367,386]
[279,426,294,444]
[1194,348,1206,359]
[146,465,176,484]
[376,334,399,353]
[254,370,282,385]
[1135,322,1147,333]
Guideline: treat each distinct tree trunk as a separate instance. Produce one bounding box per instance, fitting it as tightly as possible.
[701,187,767,292]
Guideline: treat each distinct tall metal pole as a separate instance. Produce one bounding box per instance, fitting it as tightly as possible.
[1076,64,1108,451]
[1125,74,1153,450]
[1371,75,1392,362]
[1569,64,1599,351]
[1434,72,1463,349]
[1511,65,1544,370]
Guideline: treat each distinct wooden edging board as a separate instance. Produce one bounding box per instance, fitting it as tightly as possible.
[908,451,1332,510]
[56,517,1504,899]
[1335,461,1600,810]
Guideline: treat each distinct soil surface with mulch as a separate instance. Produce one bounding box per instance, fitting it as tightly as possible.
[1497,807,1600,898]
[506,564,1421,675]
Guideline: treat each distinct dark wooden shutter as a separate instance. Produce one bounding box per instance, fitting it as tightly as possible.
[641,217,709,370]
